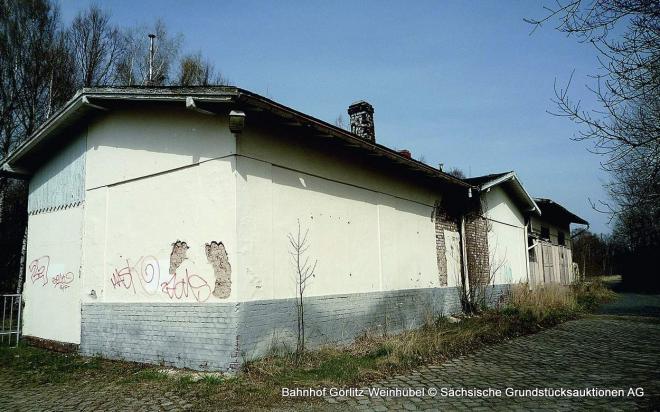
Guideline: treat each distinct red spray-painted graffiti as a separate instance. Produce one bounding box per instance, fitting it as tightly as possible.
[28,256,74,290]
[29,256,50,286]
[110,256,161,295]
[52,272,74,289]
[110,256,212,303]
[160,269,212,303]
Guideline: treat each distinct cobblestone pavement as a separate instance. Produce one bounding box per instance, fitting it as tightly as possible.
[1,294,658,411]
[0,375,197,411]
[324,295,660,411]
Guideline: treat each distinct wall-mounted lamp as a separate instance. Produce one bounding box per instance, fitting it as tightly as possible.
[229,110,246,134]
[89,289,97,298]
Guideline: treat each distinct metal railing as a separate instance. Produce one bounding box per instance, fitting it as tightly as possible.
[1,294,21,347]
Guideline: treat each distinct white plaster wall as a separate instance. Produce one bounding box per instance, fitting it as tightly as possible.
[483,187,528,284]
[236,124,439,206]
[235,128,442,302]
[23,206,84,344]
[379,195,438,292]
[83,160,237,303]
[82,108,238,303]
[483,186,525,227]
[85,107,235,189]
[487,222,528,284]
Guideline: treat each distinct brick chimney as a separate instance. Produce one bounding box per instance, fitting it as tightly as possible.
[348,101,375,142]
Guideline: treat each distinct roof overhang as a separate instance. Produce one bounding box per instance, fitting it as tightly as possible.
[1,86,472,190]
[534,198,589,225]
[472,171,541,216]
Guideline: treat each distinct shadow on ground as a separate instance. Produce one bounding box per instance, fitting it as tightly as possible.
[598,280,660,317]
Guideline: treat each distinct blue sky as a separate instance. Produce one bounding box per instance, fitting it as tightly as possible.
[59,0,611,233]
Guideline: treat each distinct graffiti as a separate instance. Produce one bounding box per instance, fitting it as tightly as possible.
[52,272,74,289]
[160,268,212,303]
[110,240,231,302]
[29,256,50,286]
[110,256,161,294]
[28,256,74,291]
[110,265,134,290]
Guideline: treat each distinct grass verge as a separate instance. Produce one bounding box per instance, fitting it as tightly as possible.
[0,282,616,409]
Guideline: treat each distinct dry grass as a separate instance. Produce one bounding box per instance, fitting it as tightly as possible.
[244,306,571,390]
[573,279,618,311]
[1,281,617,410]
[505,283,579,322]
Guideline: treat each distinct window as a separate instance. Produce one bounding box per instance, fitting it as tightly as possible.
[528,236,537,262]
[558,231,566,246]
[540,226,550,240]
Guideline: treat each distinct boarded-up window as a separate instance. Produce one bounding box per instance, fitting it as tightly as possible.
[529,245,537,262]
[540,226,550,240]
[558,232,566,246]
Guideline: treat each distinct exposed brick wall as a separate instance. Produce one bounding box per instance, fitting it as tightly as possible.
[24,336,79,353]
[237,287,464,359]
[464,213,491,286]
[433,206,460,286]
[81,303,243,371]
[81,286,494,371]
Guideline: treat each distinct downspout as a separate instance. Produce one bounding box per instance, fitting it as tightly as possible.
[460,215,470,303]
[523,221,531,288]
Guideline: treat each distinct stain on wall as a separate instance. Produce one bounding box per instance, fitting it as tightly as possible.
[169,241,189,275]
[205,241,231,298]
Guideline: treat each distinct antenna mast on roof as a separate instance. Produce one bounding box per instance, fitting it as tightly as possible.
[148,33,156,85]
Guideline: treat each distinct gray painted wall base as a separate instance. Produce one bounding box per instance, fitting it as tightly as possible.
[81,285,509,371]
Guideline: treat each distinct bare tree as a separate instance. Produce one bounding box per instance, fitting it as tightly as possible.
[334,114,347,130]
[114,19,182,86]
[68,5,121,87]
[48,31,76,115]
[447,167,466,179]
[175,52,226,86]
[8,0,70,136]
[527,0,659,289]
[0,0,72,293]
[287,219,317,359]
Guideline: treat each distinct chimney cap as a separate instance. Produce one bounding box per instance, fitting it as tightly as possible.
[348,100,374,114]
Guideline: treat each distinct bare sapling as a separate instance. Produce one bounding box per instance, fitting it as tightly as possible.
[287,219,318,361]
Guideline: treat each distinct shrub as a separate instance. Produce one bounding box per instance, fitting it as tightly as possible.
[573,280,617,311]
[504,283,580,325]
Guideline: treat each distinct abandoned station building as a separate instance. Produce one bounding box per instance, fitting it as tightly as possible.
[0,87,587,370]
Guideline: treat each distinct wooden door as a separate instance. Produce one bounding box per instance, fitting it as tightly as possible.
[542,243,555,283]
[559,247,568,284]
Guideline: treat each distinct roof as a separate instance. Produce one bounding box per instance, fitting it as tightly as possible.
[534,198,589,225]
[0,86,471,189]
[463,172,510,187]
[464,171,541,216]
